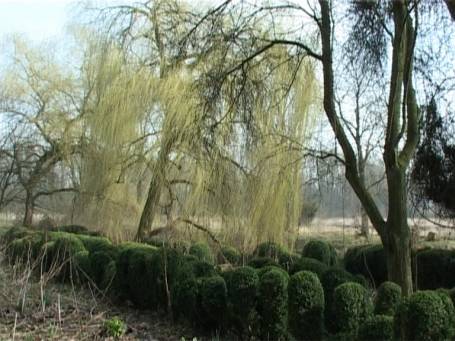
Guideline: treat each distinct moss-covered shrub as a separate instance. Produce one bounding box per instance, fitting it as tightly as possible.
[374,281,402,316]
[257,268,288,340]
[288,271,324,340]
[225,266,259,335]
[302,239,337,266]
[102,260,117,291]
[48,233,87,277]
[53,224,100,236]
[218,246,241,265]
[358,315,393,341]
[332,282,373,335]
[189,242,213,263]
[397,290,455,341]
[115,243,158,304]
[321,267,360,332]
[171,261,199,322]
[199,275,227,330]
[89,251,116,288]
[344,244,387,287]
[247,257,280,269]
[5,232,43,263]
[74,250,91,281]
[289,257,328,278]
[2,226,30,245]
[415,248,455,289]
[76,235,115,255]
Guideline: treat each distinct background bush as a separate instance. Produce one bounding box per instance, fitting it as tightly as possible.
[288,271,324,340]
[302,239,337,266]
[189,242,213,263]
[289,257,328,278]
[344,244,387,287]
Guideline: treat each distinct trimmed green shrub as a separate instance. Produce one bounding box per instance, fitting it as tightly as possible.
[397,290,455,341]
[332,282,373,335]
[277,250,295,271]
[321,267,360,332]
[358,315,393,341]
[5,232,43,263]
[374,281,402,316]
[171,261,199,322]
[115,243,157,304]
[189,242,213,263]
[199,275,227,330]
[289,257,328,278]
[257,268,288,340]
[102,260,117,291]
[302,239,337,266]
[415,248,455,289]
[256,265,287,279]
[74,250,91,281]
[344,244,387,287]
[226,266,259,335]
[218,246,241,265]
[89,251,116,288]
[48,233,87,279]
[247,257,279,269]
[288,271,324,340]
[191,260,217,278]
[53,224,100,236]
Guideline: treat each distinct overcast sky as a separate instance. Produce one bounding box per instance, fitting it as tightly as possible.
[0,0,76,42]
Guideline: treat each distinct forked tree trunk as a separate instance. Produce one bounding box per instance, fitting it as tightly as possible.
[383,166,413,296]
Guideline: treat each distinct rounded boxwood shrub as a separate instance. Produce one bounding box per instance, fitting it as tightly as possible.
[288,271,324,340]
[247,257,279,269]
[218,246,241,265]
[332,282,373,335]
[374,281,402,316]
[226,266,259,335]
[74,250,91,282]
[344,244,387,287]
[289,257,328,278]
[48,234,87,279]
[189,242,213,263]
[199,275,227,330]
[5,233,43,263]
[302,239,337,266]
[358,315,393,341]
[397,290,455,341]
[257,268,288,340]
[321,267,359,332]
[101,260,117,291]
[254,241,284,258]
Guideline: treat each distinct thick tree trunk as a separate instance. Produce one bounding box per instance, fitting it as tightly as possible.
[136,137,173,241]
[23,190,34,227]
[383,166,413,296]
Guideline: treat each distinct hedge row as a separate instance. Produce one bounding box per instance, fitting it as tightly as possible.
[344,244,455,290]
[3,227,455,340]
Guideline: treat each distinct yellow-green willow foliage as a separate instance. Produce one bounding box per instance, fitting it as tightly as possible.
[173,47,319,251]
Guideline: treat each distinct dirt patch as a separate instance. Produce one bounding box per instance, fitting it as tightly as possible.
[0,253,195,340]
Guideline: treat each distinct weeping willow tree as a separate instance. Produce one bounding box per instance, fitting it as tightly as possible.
[76,1,319,247]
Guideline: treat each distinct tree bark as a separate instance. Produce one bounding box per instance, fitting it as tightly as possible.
[136,137,173,241]
[383,166,413,296]
[23,189,34,227]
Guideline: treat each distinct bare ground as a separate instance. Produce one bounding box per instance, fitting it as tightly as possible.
[0,254,195,341]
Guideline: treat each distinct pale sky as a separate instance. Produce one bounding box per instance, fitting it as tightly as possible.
[0,0,76,42]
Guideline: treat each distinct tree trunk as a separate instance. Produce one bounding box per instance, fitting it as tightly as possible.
[383,165,413,296]
[23,190,34,227]
[360,207,369,239]
[136,137,173,241]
